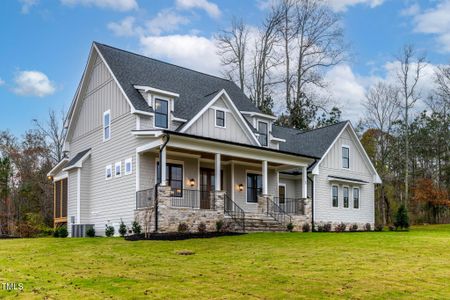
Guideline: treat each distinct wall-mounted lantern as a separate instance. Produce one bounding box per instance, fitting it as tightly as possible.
[238,184,244,192]
[189,178,196,187]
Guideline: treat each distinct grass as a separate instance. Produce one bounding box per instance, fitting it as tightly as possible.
[1,225,450,299]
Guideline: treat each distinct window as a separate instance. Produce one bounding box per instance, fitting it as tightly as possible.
[103,110,111,141]
[343,187,349,208]
[353,188,360,209]
[278,185,286,204]
[215,110,225,127]
[332,185,338,207]
[125,158,132,175]
[105,165,112,179]
[342,146,350,169]
[247,173,262,203]
[258,121,268,146]
[115,162,121,177]
[157,163,183,197]
[155,98,168,128]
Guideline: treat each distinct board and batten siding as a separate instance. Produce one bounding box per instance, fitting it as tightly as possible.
[184,97,254,145]
[67,170,77,236]
[314,127,375,225]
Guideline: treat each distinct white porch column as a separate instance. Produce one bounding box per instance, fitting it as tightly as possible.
[136,152,140,191]
[302,166,307,198]
[215,153,221,191]
[262,160,268,195]
[160,146,167,186]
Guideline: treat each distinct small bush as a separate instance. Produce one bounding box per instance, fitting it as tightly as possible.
[105,225,115,237]
[86,227,95,237]
[215,220,224,232]
[220,221,233,232]
[53,228,60,238]
[316,224,324,232]
[302,223,310,232]
[58,226,68,238]
[335,223,347,232]
[388,225,395,231]
[197,222,207,234]
[394,204,410,230]
[286,223,294,232]
[323,223,332,232]
[132,221,141,235]
[364,223,371,231]
[119,219,127,237]
[374,224,384,231]
[178,222,189,233]
[349,223,358,232]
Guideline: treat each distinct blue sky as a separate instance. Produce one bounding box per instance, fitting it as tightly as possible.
[1,0,449,135]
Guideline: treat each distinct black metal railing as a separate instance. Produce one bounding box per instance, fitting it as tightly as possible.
[266,197,292,225]
[136,188,154,209]
[224,193,245,232]
[170,189,215,210]
[274,197,306,215]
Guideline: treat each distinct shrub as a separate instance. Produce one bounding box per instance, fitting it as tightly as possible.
[335,223,347,232]
[178,222,189,233]
[388,225,395,231]
[197,222,207,234]
[323,223,332,232]
[86,227,95,237]
[302,223,310,232]
[215,220,224,232]
[286,223,294,232]
[220,221,233,232]
[119,219,127,237]
[132,221,141,234]
[374,224,384,231]
[316,223,324,232]
[59,226,68,238]
[364,223,371,231]
[53,228,60,238]
[105,225,115,237]
[349,224,358,232]
[394,204,410,230]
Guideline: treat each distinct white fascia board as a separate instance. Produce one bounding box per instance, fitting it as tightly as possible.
[62,150,92,172]
[131,130,164,137]
[271,137,286,143]
[133,85,180,98]
[172,116,187,122]
[328,177,367,185]
[136,139,164,153]
[241,111,277,120]
[133,110,155,117]
[47,158,69,177]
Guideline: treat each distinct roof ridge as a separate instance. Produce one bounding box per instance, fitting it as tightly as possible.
[93,41,233,84]
[273,120,349,135]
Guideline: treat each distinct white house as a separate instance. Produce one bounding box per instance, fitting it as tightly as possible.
[48,42,381,236]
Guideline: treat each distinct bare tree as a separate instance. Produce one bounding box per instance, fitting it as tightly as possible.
[216,17,249,90]
[395,45,427,205]
[33,109,67,164]
[364,82,401,225]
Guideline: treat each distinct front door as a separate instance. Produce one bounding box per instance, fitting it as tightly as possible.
[200,168,215,209]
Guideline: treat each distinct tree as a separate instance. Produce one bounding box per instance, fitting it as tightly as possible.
[395,44,427,206]
[412,178,449,223]
[316,106,341,127]
[394,204,410,230]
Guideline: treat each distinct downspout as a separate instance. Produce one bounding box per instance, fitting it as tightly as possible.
[154,133,170,233]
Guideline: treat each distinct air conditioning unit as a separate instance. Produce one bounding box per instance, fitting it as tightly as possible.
[71,224,94,237]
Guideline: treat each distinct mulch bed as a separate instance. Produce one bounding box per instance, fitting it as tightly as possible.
[0,235,21,239]
[125,232,246,241]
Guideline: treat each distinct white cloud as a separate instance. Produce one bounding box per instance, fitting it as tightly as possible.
[13,70,56,97]
[175,0,221,18]
[409,0,450,52]
[0,78,4,86]
[326,0,385,12]
[146,10,190,35]
[18,0,38,14]
[108,17,140,37]
[400,3,420,16]
[60,0,137,11]
[139,34,221,75]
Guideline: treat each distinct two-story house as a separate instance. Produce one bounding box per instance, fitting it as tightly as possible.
[48,42,381,236]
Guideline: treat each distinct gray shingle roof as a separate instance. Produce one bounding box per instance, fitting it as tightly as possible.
[65,148,91,168]
[94,42,260,121]
[272,121,348,159]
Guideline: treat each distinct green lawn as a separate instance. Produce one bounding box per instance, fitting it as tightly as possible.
[1,225,450,299]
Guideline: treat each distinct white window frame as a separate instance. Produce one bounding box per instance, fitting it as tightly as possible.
[103,110,111,141]
[153,96,170,129]
[258,121,269,147]
[114,161,122,177]
[331,185,339,208]
[342,145,350,169]
[124,158,133,175]
[278,183,287,205]
[105,164,112,180]
[215,109,226,128]
[353,187,360,209]
[343,186,350,208]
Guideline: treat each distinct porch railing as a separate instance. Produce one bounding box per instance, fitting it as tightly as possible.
[273,197,305,215]
[170,189,216,210]
[224,193,245,232]
[266,197,292,226]
[136,188,154,209]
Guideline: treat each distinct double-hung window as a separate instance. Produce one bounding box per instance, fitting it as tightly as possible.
[125,158,132,175]
[343,187,349,208]
[115,162,121,177]
[247,173,262,203]
[353,188,360,209]
[155,98,168,128]
[342,146,350,169]
[105,165,112,180]
[215,110,225,127]
[157,163,183,197]
[103,110,111,141]
[332,185,339,207]
[258,121,268,146]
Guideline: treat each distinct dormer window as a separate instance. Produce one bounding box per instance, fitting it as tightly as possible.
[215,110,225,128]
[155,98,168,129]
[342,146,350,169]
[103,110,111,141]
[258,121,268,146]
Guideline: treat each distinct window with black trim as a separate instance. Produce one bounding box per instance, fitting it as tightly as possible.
[343,187,349,208]
[157,162,183,197]
[155,98,168,128]
[247,173,262,203]
[342,146,350,169]
[215,110,225,127]
[332,185,338,207]
[353,188,360,209]
[258,121,268,146]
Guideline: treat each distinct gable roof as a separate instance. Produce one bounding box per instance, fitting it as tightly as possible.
[94,42,260,121]
[63,148,91,171]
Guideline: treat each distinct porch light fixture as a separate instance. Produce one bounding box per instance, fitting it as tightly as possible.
[47,176,53,181]
[189,178,195,187]
[238,184,244,192]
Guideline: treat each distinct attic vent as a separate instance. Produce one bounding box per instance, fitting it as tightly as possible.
[71,224,94,237]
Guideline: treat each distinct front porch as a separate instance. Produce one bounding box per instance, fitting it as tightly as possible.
[133,134,314,232]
